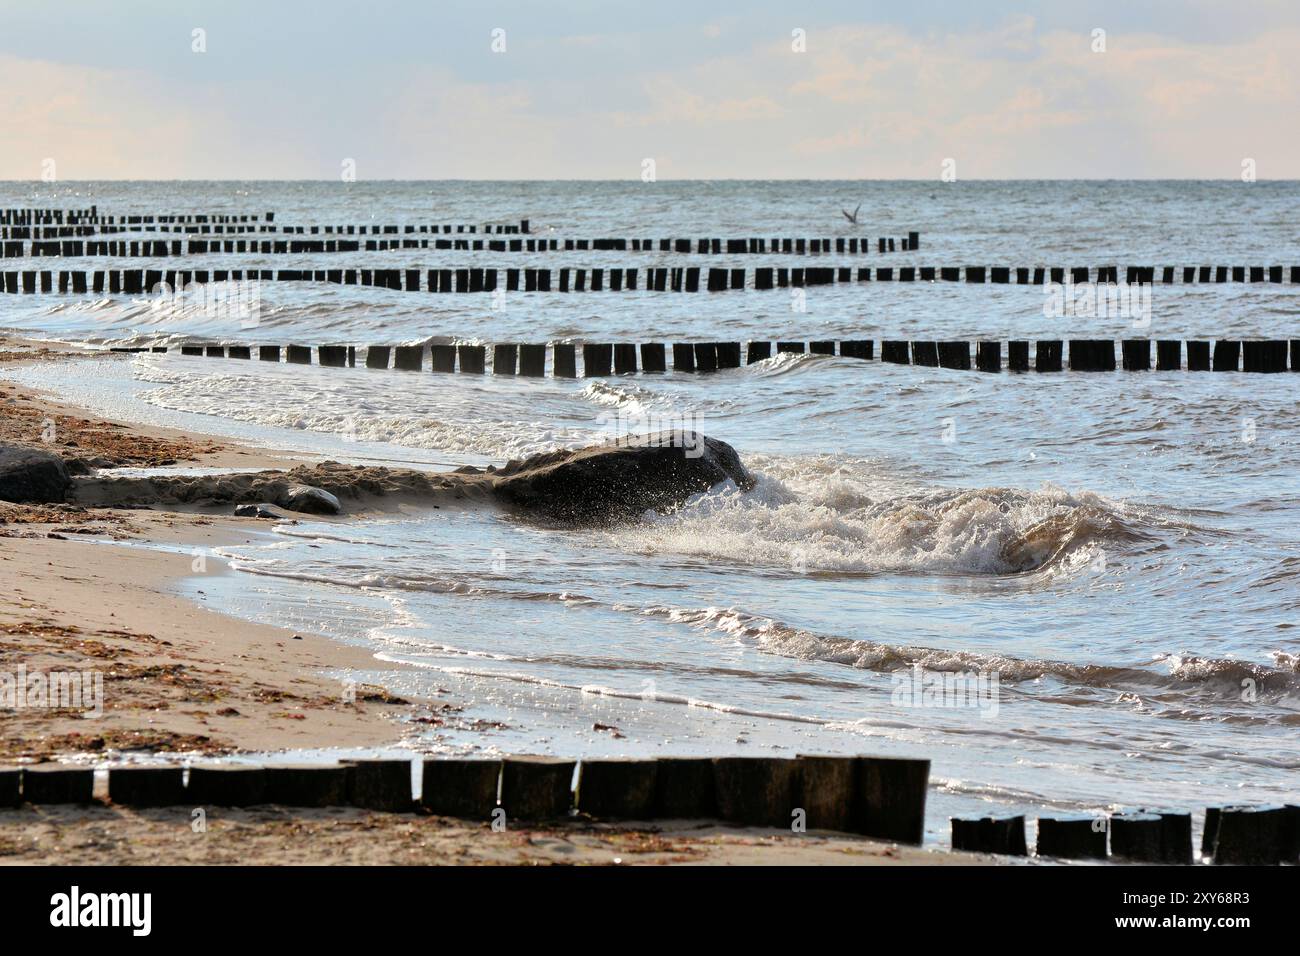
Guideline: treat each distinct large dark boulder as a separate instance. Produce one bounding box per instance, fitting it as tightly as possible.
[491,431,754,524]
[0,445,72,503]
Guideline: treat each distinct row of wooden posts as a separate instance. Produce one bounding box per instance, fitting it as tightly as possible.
[4,234,915,257]
[0,754,927,842]
[132,338,1300,374]
[953,805,1299,865]
[0,219,530,239]
[5,264,1300,293]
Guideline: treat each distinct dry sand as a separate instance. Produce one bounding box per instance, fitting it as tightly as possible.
[0,804,999,866]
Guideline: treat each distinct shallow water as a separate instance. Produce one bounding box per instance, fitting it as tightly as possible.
[2,181,1297,836]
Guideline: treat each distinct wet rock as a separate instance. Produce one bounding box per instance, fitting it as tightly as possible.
[234,502,288,519]
[492,430,755,524]
[277,484,340,515]
[0,444,72,503]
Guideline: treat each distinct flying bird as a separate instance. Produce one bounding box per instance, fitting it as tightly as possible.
[841,203,861,224]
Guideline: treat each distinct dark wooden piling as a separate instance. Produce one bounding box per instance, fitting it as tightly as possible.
[576,759,659,819]
[1213,805,1290,865]
[1035,340,1063,372]
[716,341,742,368]
[345,758,414,812]
[20,766,94,804]
[1212,340,1240,371]
[1156,811,1194,864]
[795,755,857,833]
[365,345,391,369]
[107,766,186,807]
[186,765,267,806]
[262,764,350,807]
[613,343,638,374]
[1121,339,1150,371]
[256,345,279,362]
[640,342,667,373]
[851,757,929,844]
[1036,815,1107,859]
[519,343,546,377]
[840,340,873,360]
[552,343,577,378]
[1186,340,1211,371]
[393,345,423,372]
[694,342,718,372]
[181,345,203,356]
[493,343,518,375]
[0,769,18,808]
[205,345,225,358]
[458,344,486,374]
[285,344,312,365]
[1109,812,1165,862]
[937,341,971,370]
[651,758,718,819]
[319,345,348,368]
[1242,340,1288,373]
[976,341,1001,372]
[712,757,800,828]
[1069,340,1115,371]
[951,815,1028,856]
[881,341,909,364]
[501,757,575,821]
[1156,340,1181,371]
[430,344,456,373]
[583,343,612,377]
[911,342,939,367]
[809,340,835,356]
[420,759,501,819]
[672,343,696,372]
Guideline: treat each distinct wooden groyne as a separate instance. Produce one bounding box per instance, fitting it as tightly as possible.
[953,806,1298,864]
[3,264,1298,290]
[133,338,1300,374]
[0,755,930,844]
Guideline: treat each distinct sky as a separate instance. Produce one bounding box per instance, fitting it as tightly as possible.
[2,0,1299,180]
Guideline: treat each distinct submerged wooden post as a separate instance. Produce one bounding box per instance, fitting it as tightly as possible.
[430,344,456,373]
[518,343,546,377]
[640,342,667,372]
[393,345,423,372]
[458,344,486,373]
[1035,340,1063,372]
[976,341,1001,372]
[1156,340,1181,371]
[583,343,612,377]
[493,343,518,375]
[552,343,577,378]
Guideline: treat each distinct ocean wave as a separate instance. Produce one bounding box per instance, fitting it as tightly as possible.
[606,453,1158,577]
[638,604,1300,699]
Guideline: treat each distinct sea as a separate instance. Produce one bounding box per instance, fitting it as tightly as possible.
[2,180,1297,841]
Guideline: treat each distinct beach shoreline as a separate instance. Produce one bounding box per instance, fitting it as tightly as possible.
[1,339,1008,866]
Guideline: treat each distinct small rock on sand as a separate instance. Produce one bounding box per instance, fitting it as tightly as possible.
[278,484,341,515]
